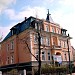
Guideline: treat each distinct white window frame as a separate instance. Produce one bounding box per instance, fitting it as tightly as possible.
[58,40,61,47]
[35,50,39,60]
[7,57,9,64]
[64,41,67,48]
[52,27,55,33]
[11,56,14,64]
[46,37,50,46]
[35,23,38,29]
[64,52,67,61]
[11,30,14,35]
[57,29,60,34]
[48,51,50,60]
[41,36,44,45]
[7,44,9,51]
[64,41,65,48]
[34,34,38,44]
[45,25,49,32]
[0,44,1,50]
[41,51,45,60]
[10,41,14,50]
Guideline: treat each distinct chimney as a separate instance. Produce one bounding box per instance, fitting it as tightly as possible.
[25,17,27,20]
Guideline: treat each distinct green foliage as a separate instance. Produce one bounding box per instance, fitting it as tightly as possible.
[41,64,67,74]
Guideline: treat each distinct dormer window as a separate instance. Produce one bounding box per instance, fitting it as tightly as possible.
[11,30,14,35]
[10,27,16,36]
[61,29,67,35]
[35,23,38,29]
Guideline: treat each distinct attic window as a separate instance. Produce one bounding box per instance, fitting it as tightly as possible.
[11,30,14,35]
[35,23,38,29]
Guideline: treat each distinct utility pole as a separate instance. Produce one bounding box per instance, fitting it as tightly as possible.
[67,34,72,75]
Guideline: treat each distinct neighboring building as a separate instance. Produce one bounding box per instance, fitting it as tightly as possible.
[0,10,73,75]
[71,46,75,66]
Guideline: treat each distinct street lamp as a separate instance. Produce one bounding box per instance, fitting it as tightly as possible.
[67,34,72,75]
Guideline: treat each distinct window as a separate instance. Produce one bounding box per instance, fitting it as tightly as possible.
[35,51,39,60]
[46,37,50,46]
[10,41,14,49]
[42,51,45,60]
[53,41,55,45]
[59,40,61,46]
[60,40,61,46]
[7,44,9,51]
[0,44,1,50]
[34,34,38,43]
[52,27,55,33]
[45,25,49,32]
[38,25,41,30]
[64,41,66,48]
[64,52,67,60]
[11,56,14,64]
[41,36,44,45]
[64,41,65,48]
[11,30,14,35]
[48,51,50,60]
[35,23,37,29]
[52,36,57,46]
[57,29,60,34]
[7,57,9,64]
[35,23,41,30]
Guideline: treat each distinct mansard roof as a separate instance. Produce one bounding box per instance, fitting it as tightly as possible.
[3,16,36,41]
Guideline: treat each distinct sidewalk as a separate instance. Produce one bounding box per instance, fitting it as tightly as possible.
[67,73,75,75]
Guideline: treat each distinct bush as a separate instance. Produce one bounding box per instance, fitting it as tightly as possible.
[41,64,67,74]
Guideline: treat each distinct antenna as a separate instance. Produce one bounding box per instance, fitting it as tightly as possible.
[35,9,38,18]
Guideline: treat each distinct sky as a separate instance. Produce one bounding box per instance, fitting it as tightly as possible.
[0,0,75,48]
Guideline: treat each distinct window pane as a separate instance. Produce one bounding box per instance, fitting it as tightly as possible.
[7,44,9,51]
[52,27,55,33]
[35,23,37,29]
[35,50,39,60]
[46,37,50,46]
[41,36,44,45]
[11,56,14,64]
[11,41,14,50]
[7,57,10,64]
[48,51,50,60]
[45,25,49,32]
[34,34,38,43]
[42,51,45,60]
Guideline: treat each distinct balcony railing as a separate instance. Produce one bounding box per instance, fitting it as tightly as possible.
[52,45,61,50]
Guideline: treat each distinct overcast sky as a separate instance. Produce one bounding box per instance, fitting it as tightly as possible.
[0,0,75,48]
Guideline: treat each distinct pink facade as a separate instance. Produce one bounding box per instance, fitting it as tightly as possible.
[0,11,74,74]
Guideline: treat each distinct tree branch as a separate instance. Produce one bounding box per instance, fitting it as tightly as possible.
[24,41,39,62]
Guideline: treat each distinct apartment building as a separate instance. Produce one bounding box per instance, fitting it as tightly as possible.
[71,46,75,66]
[0,10,73,75]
